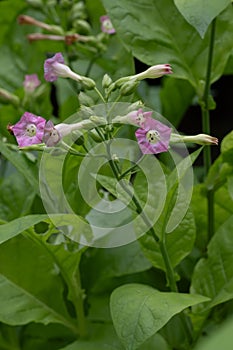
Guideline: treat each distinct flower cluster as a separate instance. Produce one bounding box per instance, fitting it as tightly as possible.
[8,52,218,153]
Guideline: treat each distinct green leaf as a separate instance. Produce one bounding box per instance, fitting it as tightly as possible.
[110,283,209,350]
[221,130,233,163]
[191,215,233,312]
[139,206,195,271]
[81,240,152,293]
[59,323,170,350]
[160,78,195,127]
[0,140,39,194]
[101,0,233,89]
[59,324,124,350]
[0,172,36,221]
[0,213,93,246]
[0,214,48,244]
[194,317,233,350]
[21,323,74,350]
[174,0,231,38]
[0,234,77,333]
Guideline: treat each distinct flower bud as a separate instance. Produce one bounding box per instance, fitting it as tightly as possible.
[170,133,218,146]
[81,76,96,90]
[89,129,102,142]
[72,19,91,34]
[119,79,139,96]
[102,74,112,89]
[25,0,43,8]
[89,116,106,126]
[0,88,20,106]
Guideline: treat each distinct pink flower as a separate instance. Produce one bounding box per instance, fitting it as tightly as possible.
[132,64,172,81]
[135,117,172,154]
[113,109,153,127]
[100,15,116,34]
[23,74,41,93]
[44,52,82,82]
[43,120,61,147]
[11,112,46,147]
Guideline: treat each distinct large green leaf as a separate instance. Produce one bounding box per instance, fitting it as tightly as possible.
[110,283,209,350]
[139,206,195,271]
[101,0,233,89]
[0,234,77,333]
[191,215,233,312]
[174,0,231,38]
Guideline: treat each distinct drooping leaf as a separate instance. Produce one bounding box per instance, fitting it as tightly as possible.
[110,283,209,350]
[174,0,231,38]
[191,215,233,312]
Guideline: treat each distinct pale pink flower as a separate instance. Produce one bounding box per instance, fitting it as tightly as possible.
[170,133,218,146]
[100,15,116,34]
[11,112,46,147]
[43,120,61,147]
[113,109,152,127]
[23,74,41,93]
[135,117,171,154]
[44,52,82,82]
[132,64,172,81]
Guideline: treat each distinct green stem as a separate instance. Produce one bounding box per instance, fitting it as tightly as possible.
[119,155,145,180]
[94,87,106,103]
[200,18,216,241]
[106,141,193,346]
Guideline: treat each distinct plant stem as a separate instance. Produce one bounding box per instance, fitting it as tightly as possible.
[94,87,106,103]
[200,18,216,241]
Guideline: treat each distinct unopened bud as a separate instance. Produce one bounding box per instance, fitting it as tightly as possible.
[71,2,86,20]
[89,116,106,125]
[81,76,96,90]
[72,19,91,34]
[170,133,218,146]
[120,79,139,96]
[89,129,102,142]
[0,88,20,106]
[102,74,112,89]
[25,0,43,8]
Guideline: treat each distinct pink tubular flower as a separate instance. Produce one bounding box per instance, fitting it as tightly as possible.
[100,15,116,34]
[113,108,153,127]
[23,74,41,93]
[43,120,61,147]
[10,112,46,147]
[135,117,172,154]
[133,64,172,80]
[44,52,82,82]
